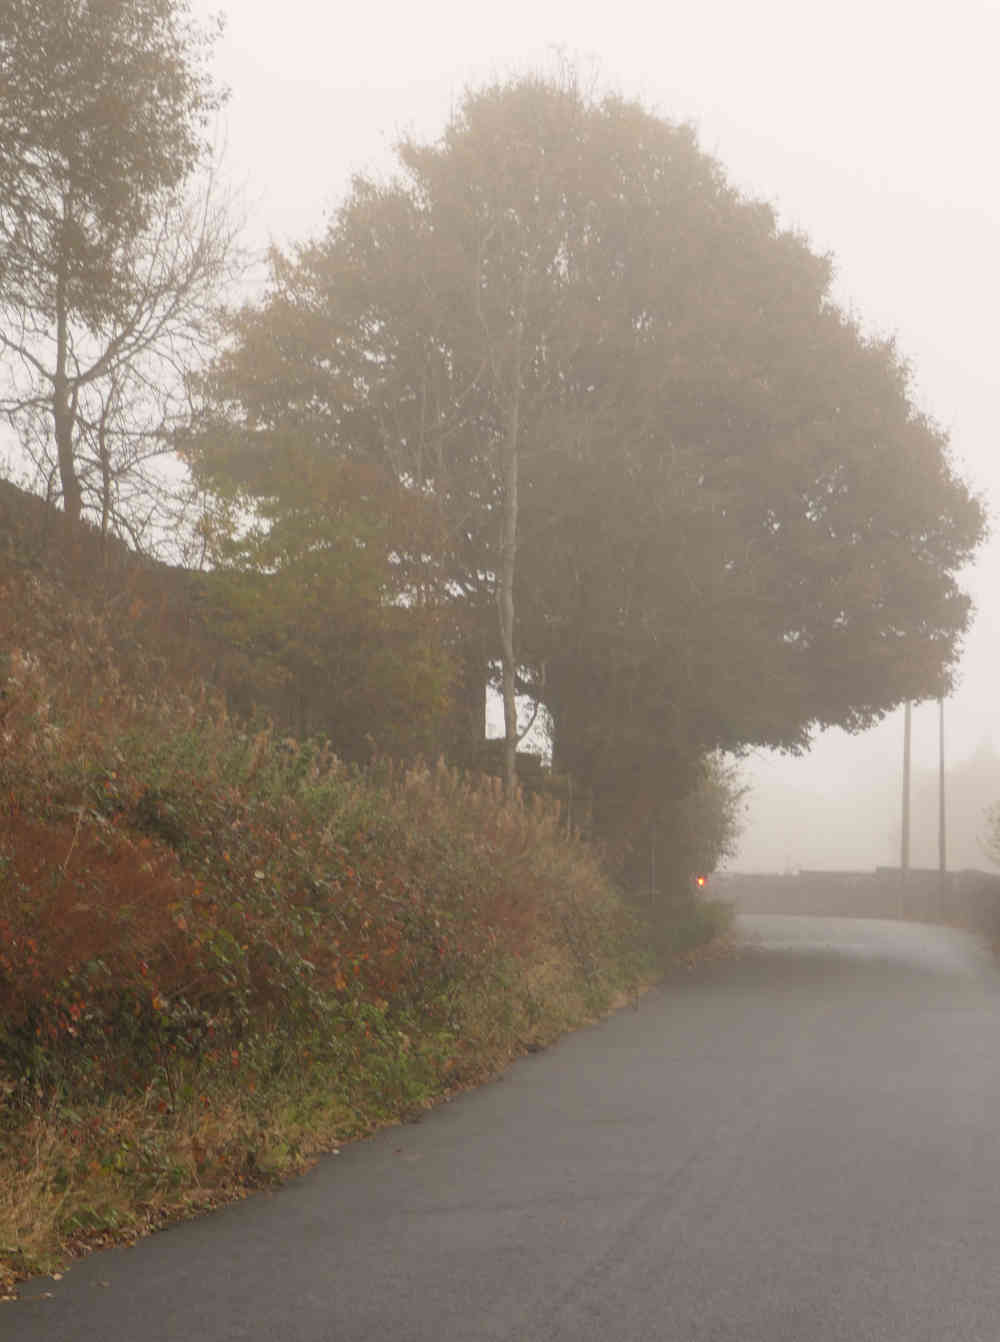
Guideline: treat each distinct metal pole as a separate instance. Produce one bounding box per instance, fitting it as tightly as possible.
[901,701,912,886]
[938,697,947,899]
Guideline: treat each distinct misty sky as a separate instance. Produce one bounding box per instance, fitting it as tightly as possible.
[146,2,1000,868]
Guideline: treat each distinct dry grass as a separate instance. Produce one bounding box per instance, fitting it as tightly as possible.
[0,925,643,1296]
[0,531,729,1297]
[0,1080,365,1296]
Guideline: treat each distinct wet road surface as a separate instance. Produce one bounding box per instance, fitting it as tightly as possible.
[9,916,1000,1341]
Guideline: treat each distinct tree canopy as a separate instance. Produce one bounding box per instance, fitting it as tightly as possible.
[192,75,985,846]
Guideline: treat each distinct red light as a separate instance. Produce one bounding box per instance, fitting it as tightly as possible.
[695,874,706,888]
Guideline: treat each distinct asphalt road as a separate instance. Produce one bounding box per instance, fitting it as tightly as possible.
[9,915,1000,1341]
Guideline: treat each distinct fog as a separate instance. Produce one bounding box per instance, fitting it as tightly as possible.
[735,723,1000,874]
[187,0,998,873]
[27,0,1000,873]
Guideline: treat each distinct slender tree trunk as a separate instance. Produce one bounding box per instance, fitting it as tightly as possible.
[98,398,113,565]
[497,321,522,797]
[54,205,82,524]
[53,382,81,523]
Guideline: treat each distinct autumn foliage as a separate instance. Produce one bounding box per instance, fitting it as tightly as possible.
[0,529,647,1140]
[0,520,675,1287]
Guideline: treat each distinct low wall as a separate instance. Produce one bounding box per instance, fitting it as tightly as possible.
[714,868,1000,933]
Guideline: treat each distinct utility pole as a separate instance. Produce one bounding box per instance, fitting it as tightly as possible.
[900,701,912,894]
[938,697,947,900]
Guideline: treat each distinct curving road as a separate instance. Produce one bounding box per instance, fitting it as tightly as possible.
[9,916,1000,1341]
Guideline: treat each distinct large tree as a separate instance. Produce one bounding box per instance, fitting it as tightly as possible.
[194,76,985,837]
[0,0,240,544]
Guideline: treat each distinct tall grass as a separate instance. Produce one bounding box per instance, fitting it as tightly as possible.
[1,561,671,1289]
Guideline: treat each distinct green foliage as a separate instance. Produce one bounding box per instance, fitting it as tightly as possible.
[620,754,742,960]
[651,899,735,963]
[651,755,747,890]
[194,452,459,760]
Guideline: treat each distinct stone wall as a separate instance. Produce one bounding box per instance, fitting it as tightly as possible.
[714,867,1000,934]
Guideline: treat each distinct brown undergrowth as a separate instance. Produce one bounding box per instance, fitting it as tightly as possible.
[0,544,728,1297]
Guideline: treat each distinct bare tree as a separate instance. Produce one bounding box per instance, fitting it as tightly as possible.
[0,0,243,550]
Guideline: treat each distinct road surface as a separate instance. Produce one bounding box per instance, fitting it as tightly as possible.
[9,915,1000,1341]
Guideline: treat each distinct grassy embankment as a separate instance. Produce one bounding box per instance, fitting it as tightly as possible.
[0,525,731,1294]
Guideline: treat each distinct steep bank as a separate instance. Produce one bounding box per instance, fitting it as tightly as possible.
[0,502,730,1292]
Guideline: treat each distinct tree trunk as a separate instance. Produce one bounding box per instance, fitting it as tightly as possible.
[53,379,81,525]
[497,322,522,798]
[54,206,82,525]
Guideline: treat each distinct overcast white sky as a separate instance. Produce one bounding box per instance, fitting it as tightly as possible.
[191,0,999,870]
